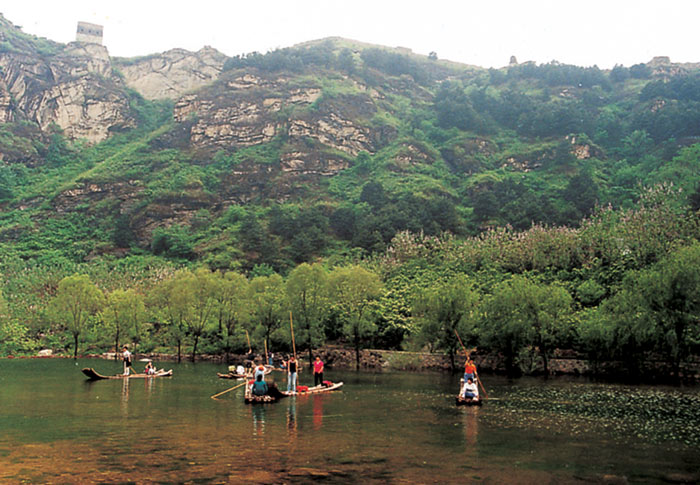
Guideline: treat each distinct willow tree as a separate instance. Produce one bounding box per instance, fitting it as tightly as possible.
[181,268,219,362]
[214,270,251,362]
[605,243,700,380]
[412,274,480,371]
[286,262,329,368]
[48,274,105,359]
[103,288,146,360]
[249,274,285,356]
[481,275,573,376]
[637,244,700,379]
[328,265,383,370]
[149,270,193,363]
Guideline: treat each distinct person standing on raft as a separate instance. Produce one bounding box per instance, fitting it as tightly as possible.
[122,345,132,376]
[287,355,298,392]
[463,356,478,383]
[313,356,324,387]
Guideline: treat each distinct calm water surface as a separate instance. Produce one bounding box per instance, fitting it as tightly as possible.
[1,358,699,484]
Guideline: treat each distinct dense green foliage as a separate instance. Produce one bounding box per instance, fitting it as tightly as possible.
[1,35,699,378]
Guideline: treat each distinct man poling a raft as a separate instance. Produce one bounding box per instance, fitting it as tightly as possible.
[454,329,488,400]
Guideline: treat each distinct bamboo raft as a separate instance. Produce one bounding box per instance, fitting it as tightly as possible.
[455,396,483,406]
[217,365,273,380]
[244,381,344,404]
[82,367,173,380]
[282,382,344,397]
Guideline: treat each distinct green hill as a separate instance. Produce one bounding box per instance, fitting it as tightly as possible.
[1,17,699,373]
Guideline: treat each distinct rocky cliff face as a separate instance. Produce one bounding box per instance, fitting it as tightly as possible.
[0,18,230,145]
[115,47,227,100]
[164,69,398,207]
[173,70,390,164]
[0,17,136,144]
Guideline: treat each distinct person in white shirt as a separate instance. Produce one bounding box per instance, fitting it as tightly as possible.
[461,377,479,400]
[122,345,132,376]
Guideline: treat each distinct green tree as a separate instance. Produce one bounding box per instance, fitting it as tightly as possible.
[412,275,480,370]
[249,274,286,355]
[286,263,329,367]
[182,268,219,362]
[328,265,383,370]
[0,291,31,355]
[48,274,105,359]
[214,271,251,361]
[102,288,146,359]
[481,275,573,376]
[149,271,192,363]
[607,244,700,380]
[0,166,14,201]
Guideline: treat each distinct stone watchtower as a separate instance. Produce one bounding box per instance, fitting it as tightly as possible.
[75,21,103,45]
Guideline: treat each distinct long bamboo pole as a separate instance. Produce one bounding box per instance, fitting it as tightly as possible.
[245,329,251,353]
[454,329,489,400]
[289,311,297,360]
[210,381,246,400]
[264,339,269,366]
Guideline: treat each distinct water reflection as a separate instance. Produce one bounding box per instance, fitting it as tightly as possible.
[3,360,700,484]
[144,375,155,394]
[251,404,266,437]
[121,377,130,411]
[287,399,297,440]
[312,395,323,430]
[461,406,479,449]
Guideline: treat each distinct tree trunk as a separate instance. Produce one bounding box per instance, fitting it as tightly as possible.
[540,341,549,379]
[177,340,182,363]
[191,334,199,363]
[542,351,549,379]
[354,328,360,371]
[73,333,79,359]
[114,329,120,361]
[307,320,314,370]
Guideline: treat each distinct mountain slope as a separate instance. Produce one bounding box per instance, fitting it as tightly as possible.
[0,16,699,274]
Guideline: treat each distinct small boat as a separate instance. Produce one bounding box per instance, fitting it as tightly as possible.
[455,396,482,406]
[244,381,343,404]
[456,377,482,406]
[218,365,273,380]
[282,382,344,396]
[244,381,286,404]
[82,367,173,380]
[217,372,246,380]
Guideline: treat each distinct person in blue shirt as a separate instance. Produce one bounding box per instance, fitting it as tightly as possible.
[252,373,268,396]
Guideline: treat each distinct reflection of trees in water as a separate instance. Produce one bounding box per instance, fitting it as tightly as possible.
[252,405,266,436]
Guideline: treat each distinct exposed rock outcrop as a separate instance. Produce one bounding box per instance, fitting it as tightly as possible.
[0,17,136,143]
[174,71,379,161]
[115,47,227,100]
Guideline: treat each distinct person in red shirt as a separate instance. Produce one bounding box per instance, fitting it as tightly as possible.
[313,356,325,387]
[463,357,477,383]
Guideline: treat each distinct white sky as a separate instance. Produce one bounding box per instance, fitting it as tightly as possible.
[1,1,697,69]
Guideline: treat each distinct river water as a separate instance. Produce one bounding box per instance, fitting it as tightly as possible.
[1,358,699,484]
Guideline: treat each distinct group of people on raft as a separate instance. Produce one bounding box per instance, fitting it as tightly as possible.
[250,355,327,397]
[460,356,480,402]
[124,342,479,401]
[121,344,158,376]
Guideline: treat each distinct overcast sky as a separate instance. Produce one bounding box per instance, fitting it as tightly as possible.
[1,1,697,69]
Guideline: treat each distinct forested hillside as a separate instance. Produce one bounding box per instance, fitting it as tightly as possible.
[0,17,698,377]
